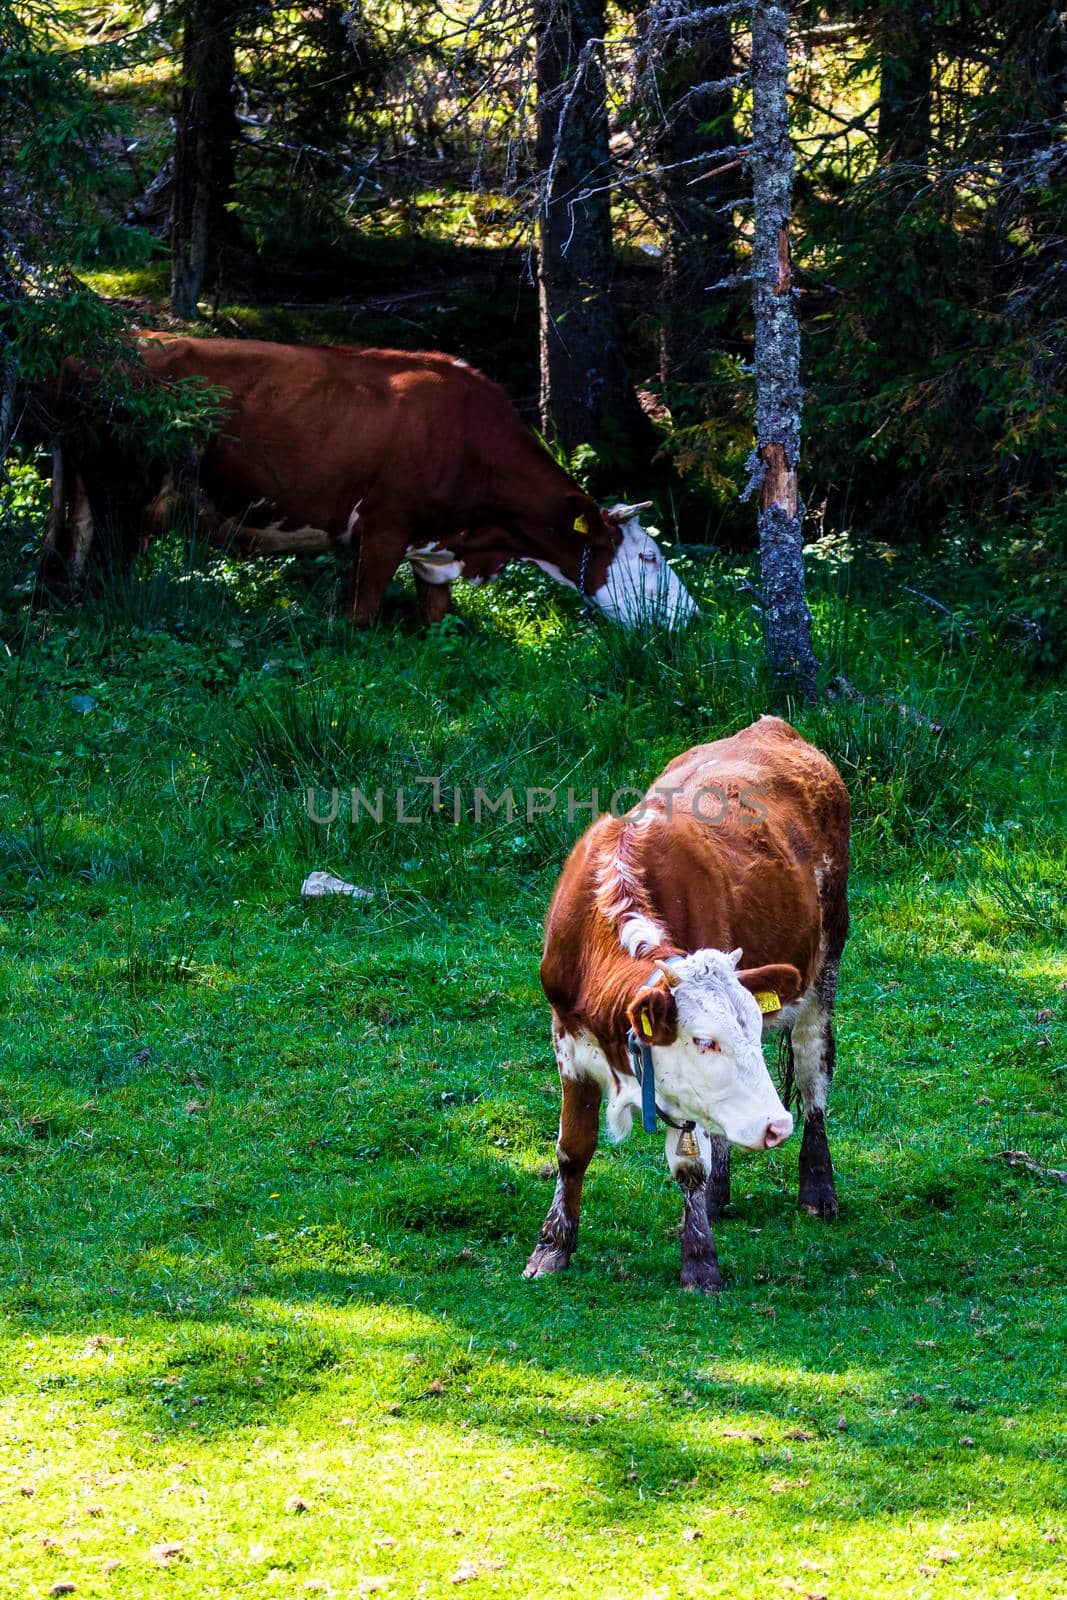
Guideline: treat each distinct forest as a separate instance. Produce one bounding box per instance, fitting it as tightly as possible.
[0,4,1064,1598]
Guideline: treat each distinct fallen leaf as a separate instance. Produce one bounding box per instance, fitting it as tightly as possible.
[85,1506,104,1518]
[49,1586,76,1597]
[184,1099,206,1115]
[150,1542,184,1564]
[1035,1009,1053,1024]
[681,1527,703,1541]
[285,1496,311,1514]
[836,1417,848,1432]
[358,1580,391,1595]
[960,1435,975,1446]
[927,1547,960,1563]
[451,1560,506,1584]
[426,1378,446,1395]
[100,1560,121,1573]
[374,1536,398,1549]
[17,1484,34,1497]
[784,1428,812,1442]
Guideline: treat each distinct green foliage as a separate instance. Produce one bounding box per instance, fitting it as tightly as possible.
[0,3,216,475]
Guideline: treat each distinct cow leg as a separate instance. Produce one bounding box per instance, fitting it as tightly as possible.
[705,1134,732,1220]
[524,1072,601,1279]
[669,1127,723,1293]
[66,473,95,592]
[35,443,70,602]
[414,574,453,625]
[346,544,397,626]
[791,965,840,1218]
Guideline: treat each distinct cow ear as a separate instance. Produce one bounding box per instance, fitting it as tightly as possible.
[626,984,677,1046]
[735,963,804,1015]
[563,490,594,538]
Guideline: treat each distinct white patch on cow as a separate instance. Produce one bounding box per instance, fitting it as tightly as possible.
[594,816,668,957]
[619,915,667,958]
[452,358,470,368]
[341,502,362,546]
[406,542,464,584]
[592,513,698,629]
[531,558,575,592]
[789,986,831,1113]
[641,949,793,1150]
[553,1026,640,1143]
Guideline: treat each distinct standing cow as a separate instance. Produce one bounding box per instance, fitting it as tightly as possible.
[40,336,697,629]
[527,716,850,1291]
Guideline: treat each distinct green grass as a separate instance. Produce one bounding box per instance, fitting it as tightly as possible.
[0,542,1064,1599]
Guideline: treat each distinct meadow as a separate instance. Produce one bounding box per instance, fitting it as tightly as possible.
[0,539,1064,1599]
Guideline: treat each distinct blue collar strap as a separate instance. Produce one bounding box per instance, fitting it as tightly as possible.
[626,1029,696,1139]
[627,1029,660,1133]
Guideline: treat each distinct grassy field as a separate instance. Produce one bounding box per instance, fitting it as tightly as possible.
[0,542,1064,1599]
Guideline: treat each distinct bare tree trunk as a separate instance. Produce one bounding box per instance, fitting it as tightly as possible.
[877,3,934,165]
[535,0,646,457]
[659,12,738,387]
[749,0,817,699]
[171,0,238,319]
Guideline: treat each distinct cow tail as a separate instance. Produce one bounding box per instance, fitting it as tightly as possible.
[778,1030,795,1114]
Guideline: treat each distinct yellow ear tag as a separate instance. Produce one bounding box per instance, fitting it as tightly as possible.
[640,1008,654,1038]
[573,514,589,535]
[753,991,781,1014]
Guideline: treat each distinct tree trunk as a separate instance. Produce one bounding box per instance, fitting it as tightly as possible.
[877,3,934,165]
[171,0,238,318]
[534,0,646,458]
[659,13,738,388]
[749,0,817,700]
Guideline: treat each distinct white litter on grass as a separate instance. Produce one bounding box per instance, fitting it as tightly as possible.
[301,871,373,900]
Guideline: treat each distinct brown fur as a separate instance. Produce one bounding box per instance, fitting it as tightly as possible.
[530,717,851,1285]
[43,335,625,621]
[541,716,850,1075]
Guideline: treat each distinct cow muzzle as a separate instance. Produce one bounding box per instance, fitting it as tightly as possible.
[761,1116,794,1150]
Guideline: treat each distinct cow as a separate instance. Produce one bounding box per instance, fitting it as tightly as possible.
[40,335,697,629]
[527,715,850,1292]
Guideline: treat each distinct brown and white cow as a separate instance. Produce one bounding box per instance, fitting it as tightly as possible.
[527,715,850,1292]
[41,336,696,629]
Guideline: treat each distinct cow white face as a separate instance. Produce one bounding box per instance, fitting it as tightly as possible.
[627,949,797,1151]
[592,507,698,629]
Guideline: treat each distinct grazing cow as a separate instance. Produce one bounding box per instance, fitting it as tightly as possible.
[41,335,697,629]
[527,715,850,1292]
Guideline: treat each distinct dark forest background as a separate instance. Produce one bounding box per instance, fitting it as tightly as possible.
[1,0,1065,664]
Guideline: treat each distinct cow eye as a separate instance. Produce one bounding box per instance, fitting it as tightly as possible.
[638,551,658,565]
[694,1037,721,1054]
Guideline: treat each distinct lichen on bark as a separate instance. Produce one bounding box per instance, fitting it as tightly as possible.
[748,0,817,700]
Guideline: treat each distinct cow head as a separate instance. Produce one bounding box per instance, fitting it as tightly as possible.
[592,503,698,629]
[624,949,799,1150]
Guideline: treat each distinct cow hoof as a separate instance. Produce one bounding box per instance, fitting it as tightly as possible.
[800,1185,840,1219]
[681,1265,723,1294]
[523,1246,571,1279]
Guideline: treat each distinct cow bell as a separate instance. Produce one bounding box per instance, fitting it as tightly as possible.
[677,1125,699,1162]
